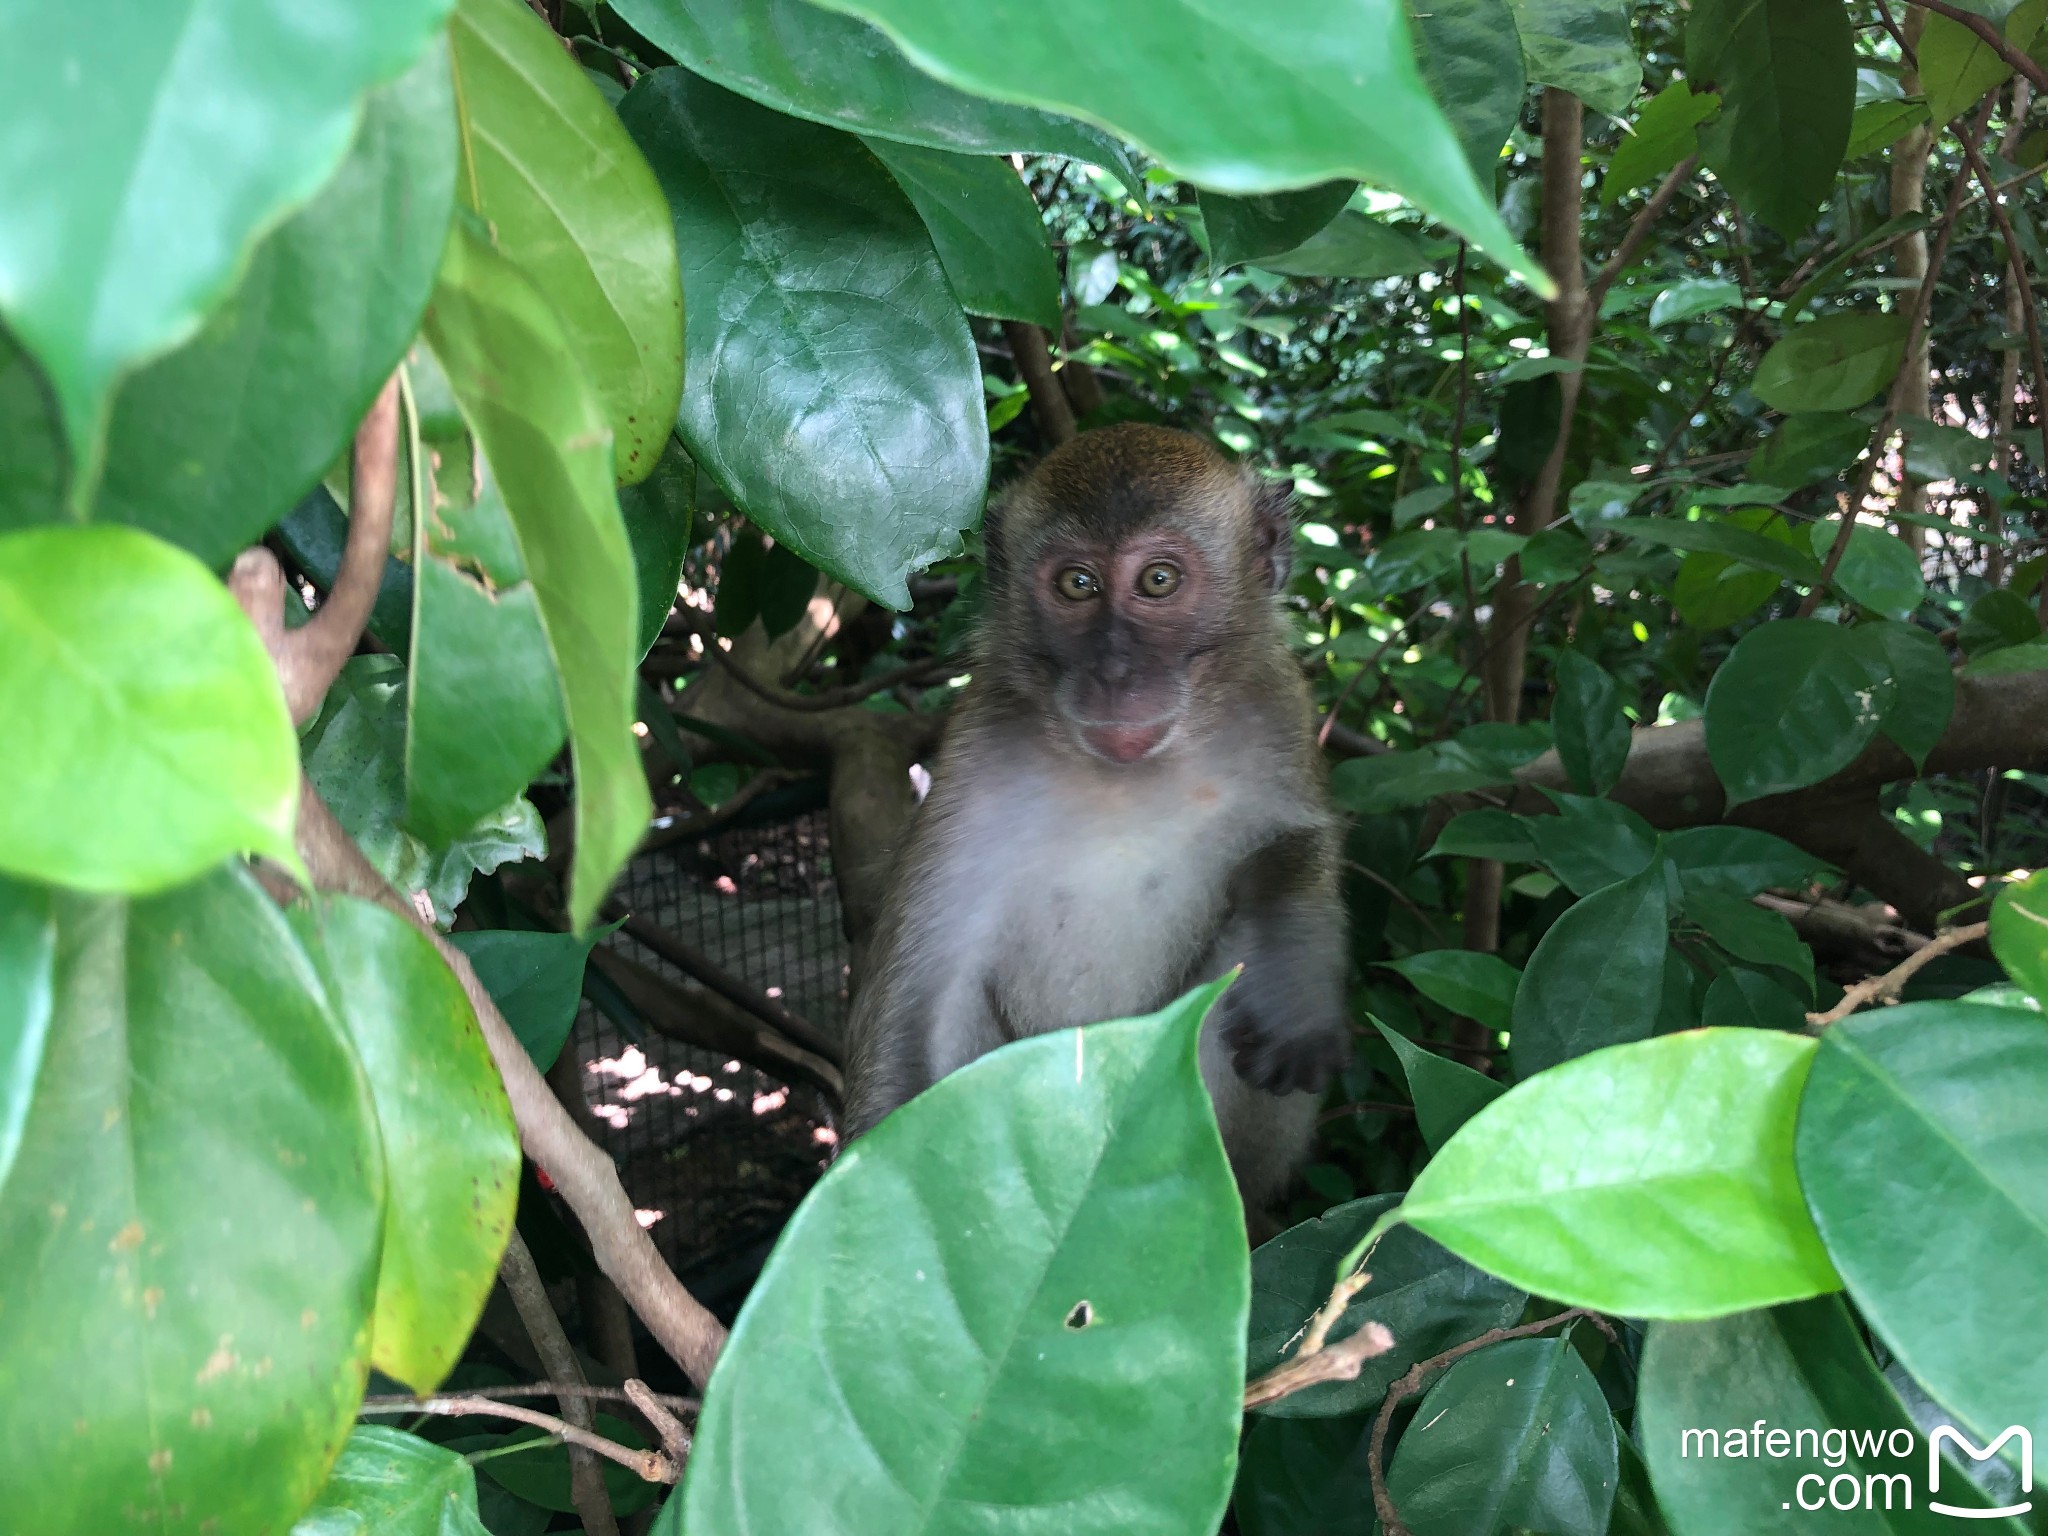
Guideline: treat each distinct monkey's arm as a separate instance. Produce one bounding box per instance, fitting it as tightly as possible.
[1209,826,1351,1095]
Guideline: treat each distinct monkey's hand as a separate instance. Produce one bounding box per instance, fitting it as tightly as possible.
[1216,978,1351,1096]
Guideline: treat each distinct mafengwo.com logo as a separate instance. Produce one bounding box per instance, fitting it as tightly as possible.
[1672,1420,2032,1518]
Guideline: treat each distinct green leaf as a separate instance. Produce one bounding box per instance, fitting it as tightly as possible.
[1246,1194,1524,1419]
[449,0,684,485]
[0,868,383,1534]
[1701,967,1809,1030]
[450,927,606,1070]
[622,69,987,612]
[1747,411,1871,486]
[293,1426,493,1536]
[0,327,65,529]
[1704,619,1893,807]
[1511,857,1669,1076]
[1857,620,1954,769]
[1604,81,1721,206]
[1797,1002,2048,1447]
[1233,1415,1376,1536]
[1384,952,1521,1032]
[672,980,1246,1534]
[1687,888,1814,997]
[1503,0,1640,114]
[1817,524,1925,618]
[805,0,1550,294]
[0,524,299,891]
[1411,0,1528,177]
[609,0,1142,193]
[1606,514,1825,584]
[1386,1335,1619,1536]
[1671,508,1805,628]
[92,47,456,567]
[1665,826,1824,897]
[1963,638,2048,676]
[1650,277,1744,328]
[0,0,452,492]
[0,874,55,1194]
[617,434,695,661]
[1922,0,2048,126]
[1521,792,1658,896]
[474,1415,661,1516]
[424,221,652,931]
[1957,587,2042,656]
[1203,183,1356,269]
[1553,648,1632,795]
[1687,0,1855,235]
[1330,744,1515,815]
[1991,868,2048,1004]
[1371,1019,1508,1151]
[1753,314,1910,413]
[1258,215,1450,283]
[1426,809,1538,863]
[303,656,547,925]
[864,140,1064,330]
[1638,1298,2033,1534]
[295,897,517,1393]
[1406,1028,1841,1316]
[1847,97,1930,158]
[717,531,822,641]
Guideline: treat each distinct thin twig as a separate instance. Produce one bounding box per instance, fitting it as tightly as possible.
[363,1395,677,1483]
[1368,1310,1607,1536]
[1902,0,2048,93]
[501,1230,620,1536]
[1242,1266,1397,1410]
[624,1378,694,1466]
[364,1382,699,1415]
[1589,155,1699,313]
[1959,129,2048,507]
[1806,921,1989,1026]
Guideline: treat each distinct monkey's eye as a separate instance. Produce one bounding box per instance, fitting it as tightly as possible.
[1137,561,1183,598]
[1055,567,1101,601]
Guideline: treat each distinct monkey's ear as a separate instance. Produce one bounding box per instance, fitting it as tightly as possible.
[1249,477,1295,591]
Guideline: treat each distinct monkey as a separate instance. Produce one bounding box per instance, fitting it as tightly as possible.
[840,423,1350,1208]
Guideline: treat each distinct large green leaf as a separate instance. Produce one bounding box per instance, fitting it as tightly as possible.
[805,0,1549,292]
[0,524,299,891]
[1413,0,1528,177]
[1553,648,1632,795]
[1665,826,1824,897]
[423,221,651,931]
[617,433,696,661]
[91,46,456,566]
[1989,868,2048,1004]
[1815,524,1925,619]
[1639,1298,2033,1533]
[864,139,1064,330]
[1686,0,1855,235]
[1958,587,2043,657]
[1859,621,1954,771]
[1688,889,1814,997]
[293,1426,493,1536]
[1246,1194,1524,1419]
[1672,507,1804,628]
[1521,793,1658,896]
[449,927,607,1070]
[1749,412,1870,485]
[1701,967,1809,1031]
[621,70,987,612]
[1404,1029,1841,1317]
[609,0,1141,188]
[0,868,383,1535]
[1703,619,1893,807]
[1384,951,1521,1032]
[1371,1020,1507,1151]
[1504,0,1640,115]
[295,897,518,1393]
[0,874,55,1195]
[1234,1414,1377,1536]
[670,981,1247,1535]
[1386,1335,1619,1536]
[0,325,65,528]
[1753,314,1910,413]
[1606,514,1825,583]
[1257,215,1453,280]
[1796,1003,2048,1452]
[1203,184,1357,270]
[1604,81,1721,205]
[448,0,683,485]
[1511,858,1669,1077]
[1921,0,2048,125]
[0,0,452,492]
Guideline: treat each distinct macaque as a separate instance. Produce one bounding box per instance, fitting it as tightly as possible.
[842,424,1350,1206]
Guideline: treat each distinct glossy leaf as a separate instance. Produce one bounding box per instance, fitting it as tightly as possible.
[1859,620,1954,770]
[1512,858,1669,1076]
[1371,1019,1507,1152]
[424,221,651,931]
[1386,1335,1619,1536]
[1687,889,1813,997]
[1749,412,1871,486]
[1990,868,2048,1004]
[1246,1194,1525,1419]
[622,69,987,612]
[1505,0,1640,115]
[1671,508,1804,628]
[0,327,64,528]
[1848,97,1929,157]
[293,1426,493,1536]
[1818,525,1925,619]
[90,48,455,566]
[1412,0,1528,177]
[1701,967,1809,1031]
[1258,214,1452,280]
[1638,1298,2032,1533]
[1797,1002,2048,1449]
[1427,809,1538,863]
[1233,1415,1376,1536]
[1651,277,1744,329]
[0,868,383,1535]
[0,524,299,891]
[449,0,683,485]
[1921,0,2048,126]
[470,1416,661,1516]
[1752,314,1910,413]
[449,927,606,1070]
[806,0,1549,293]
[1521,793,1658,895]
[1404,1028,1841,1317]
[617,434,695,661]
[0,874,55,1194]
[1203,184,1356,269]
[1607,514,1824,584]
[0,0,452,485]
[1604,81,1720,206]
[864,139,1064,330]
[1704,619,1892,807]
[1958,587,2041,656]
[295,897,518,1393]
[1384,951,1521,1032]
[673,980,1246,1534]
[1553,648,1632,795]
[610,0,1141,189]
[1665,826,1824,897]
[1686,0,1855,235]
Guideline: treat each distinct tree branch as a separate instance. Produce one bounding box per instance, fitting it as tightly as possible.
[1242,1265,1396,1411]
[1902,0,2048,94]
[362,1394,676,1484]
[1588,155,1698,313]
[499,1230,620,1536]
[1806,921,1990,1026]
[1001,320,1078,444]
[1959,123,2048,490]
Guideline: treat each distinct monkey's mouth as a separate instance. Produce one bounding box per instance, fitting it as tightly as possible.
[1077,717,1179,763]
